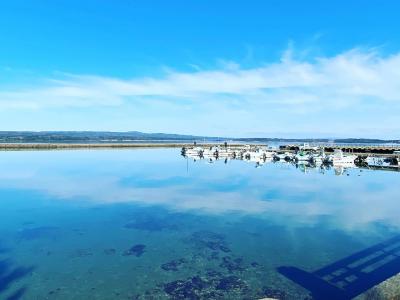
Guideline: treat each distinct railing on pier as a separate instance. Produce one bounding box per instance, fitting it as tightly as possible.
[278,234,400,300]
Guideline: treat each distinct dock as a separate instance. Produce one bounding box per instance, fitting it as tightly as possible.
[281,143,400,155]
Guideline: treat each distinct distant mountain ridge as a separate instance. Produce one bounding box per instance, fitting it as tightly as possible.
[0,131,398,144]
[0,131,219,143]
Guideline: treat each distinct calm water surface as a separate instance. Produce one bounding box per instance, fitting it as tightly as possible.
[0,149,399,299]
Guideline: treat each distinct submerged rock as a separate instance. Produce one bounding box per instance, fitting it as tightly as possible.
[161,258,187,271]
[251,262,260,267]
[163,276,214,299]
[163,274,248,299]
[261,287,287,299]
[190,231,231,253]
[219,256,245,273]
[123,244,146,257]
[215,275,246,291]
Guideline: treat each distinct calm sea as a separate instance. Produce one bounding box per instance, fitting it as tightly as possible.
[0,149,399,299]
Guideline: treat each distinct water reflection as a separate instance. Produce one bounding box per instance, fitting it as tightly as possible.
[0,149,399,232]
[0,149,399,299]
[187,151,359,176]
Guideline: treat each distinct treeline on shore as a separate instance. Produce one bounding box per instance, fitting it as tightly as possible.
[0,131,398,144]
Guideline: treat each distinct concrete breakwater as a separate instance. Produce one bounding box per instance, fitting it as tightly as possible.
[0,143,243,150]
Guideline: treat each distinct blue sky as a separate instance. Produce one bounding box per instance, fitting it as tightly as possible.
[1,1,400,138]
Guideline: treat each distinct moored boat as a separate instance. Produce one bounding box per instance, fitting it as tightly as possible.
[295,150,311,162]
[332,149,357,165]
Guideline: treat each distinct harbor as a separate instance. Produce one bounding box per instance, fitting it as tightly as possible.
[1,141,398,172]
[181,143,400,172]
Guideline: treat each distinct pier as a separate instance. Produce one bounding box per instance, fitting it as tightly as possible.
[281,143,400,155]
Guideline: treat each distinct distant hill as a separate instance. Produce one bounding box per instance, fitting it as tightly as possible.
[0,131,221,143]
[0,131,398,144]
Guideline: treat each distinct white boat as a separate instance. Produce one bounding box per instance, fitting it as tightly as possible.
[183,147,203,157]
[310,155,323,165]
[310,149,327,165]
[264,151,276,159]
[295,150,311,162]
[332,150,357,165]
[366,156,393,167]
[299,143,320,152]
[202,146,218,158]
[243,148,266,161]
[216,148,234,158]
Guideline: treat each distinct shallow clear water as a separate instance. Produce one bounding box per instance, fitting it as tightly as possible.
[0,149,399,299]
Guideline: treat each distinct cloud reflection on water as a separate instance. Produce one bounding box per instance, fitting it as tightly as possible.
[0,149,399,232]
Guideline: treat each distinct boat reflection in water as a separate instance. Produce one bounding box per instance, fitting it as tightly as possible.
[184,150,359,176]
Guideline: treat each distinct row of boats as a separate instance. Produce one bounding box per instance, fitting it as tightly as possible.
[181,145,399,168]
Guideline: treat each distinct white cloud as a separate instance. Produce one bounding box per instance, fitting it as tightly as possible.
[0,48,399,110]
[1,47,400,137]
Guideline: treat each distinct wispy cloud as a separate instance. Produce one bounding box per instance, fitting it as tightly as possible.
[1,48,399,108]
[1,47,399,137]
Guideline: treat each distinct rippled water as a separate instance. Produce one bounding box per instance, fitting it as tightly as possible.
[0,149,399,299]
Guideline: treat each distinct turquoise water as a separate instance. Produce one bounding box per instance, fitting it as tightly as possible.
[0,149,399,299]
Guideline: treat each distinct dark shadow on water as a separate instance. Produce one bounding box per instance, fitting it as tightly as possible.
[0,259,34,300]
[278,235,400,300]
